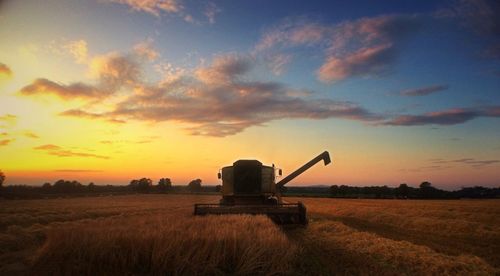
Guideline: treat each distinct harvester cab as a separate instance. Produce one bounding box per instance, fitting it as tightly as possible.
[194,151,331,225]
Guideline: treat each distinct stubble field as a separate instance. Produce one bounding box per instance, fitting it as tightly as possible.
[0,194,498,275]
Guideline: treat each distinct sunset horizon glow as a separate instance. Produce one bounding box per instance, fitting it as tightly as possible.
[1,0,499,190]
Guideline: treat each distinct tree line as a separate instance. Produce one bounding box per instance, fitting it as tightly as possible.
[0,170,218,199]
[326,182,499,199]
[0,170,498,199]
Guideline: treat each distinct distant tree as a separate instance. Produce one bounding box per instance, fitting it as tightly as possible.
[418,181,445,199]
[53,179,83,193]
[420,181,432,189]
[136,178,153,193]
[330,185,340,196]
[215,184,222,193]
[41,182,52,193]
[129,179,139,188]
[396,183,410,198]
[455,186,500,199]
[188,179,202,192]
[157,178,172,192]
[88,182,95,192]
[0,170,5,188]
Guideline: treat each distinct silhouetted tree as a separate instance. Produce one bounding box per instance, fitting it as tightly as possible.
[136,178,152,193]
[396,183,410,198]
[157,178,172,192]
[215,185,222,192]
[41,182,52,193]
[418,181,447,199]
[0,170,5,188]
[52,179,83,193]
[455,186,500,198]
[88,182,95,192]
[188,179,202,192]
[420,181,432,189]
[330,185,340,196]
[129,179,139,189]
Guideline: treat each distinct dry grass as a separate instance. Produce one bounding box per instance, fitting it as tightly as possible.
[295,197,500,273]
[34,215,296,275]
[0,195,499,275]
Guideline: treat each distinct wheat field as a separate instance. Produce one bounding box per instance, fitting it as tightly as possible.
[0,195,498,275]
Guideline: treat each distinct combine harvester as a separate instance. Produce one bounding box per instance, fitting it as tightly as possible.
[194,151,331,225]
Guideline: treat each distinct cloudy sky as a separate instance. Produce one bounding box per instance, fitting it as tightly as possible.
[0,0,499,188]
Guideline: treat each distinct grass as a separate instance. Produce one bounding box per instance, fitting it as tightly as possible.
[0,194,498,275]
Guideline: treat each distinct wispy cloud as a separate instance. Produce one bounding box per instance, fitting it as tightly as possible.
[436,0,499,36]
[133,39,159,61]
[0,114,17,122]
[53,169,103,173]
[256,14,420,83]
[430,157,500,168]
[436,0,500,59]
[34,144,109,159]
[266,54,292,76]
[204,2,221,24]
[63,39,88,64]
[59,109,125,124]
[24,131,39,139]
[382,106,500,126]
[108,0,183,17]
[99,139,154,145]
[400,84,449,96]
[107,0,221,24]
[0,114,17,131]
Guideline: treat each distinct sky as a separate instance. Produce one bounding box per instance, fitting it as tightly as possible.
[0,0,499,189]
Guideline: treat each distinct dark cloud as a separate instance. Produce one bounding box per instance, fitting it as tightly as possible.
[195,54,252,84]
[60,54,381,136]
[400,84,449,96]
[34,144,109,159]
[20,49,144,101]
[19,78,104,100]
[382,106,500,126]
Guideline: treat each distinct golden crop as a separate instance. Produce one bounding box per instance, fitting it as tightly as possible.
[0,195,498,275]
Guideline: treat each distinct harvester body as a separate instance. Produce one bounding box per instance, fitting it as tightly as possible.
[194,151,331,225]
